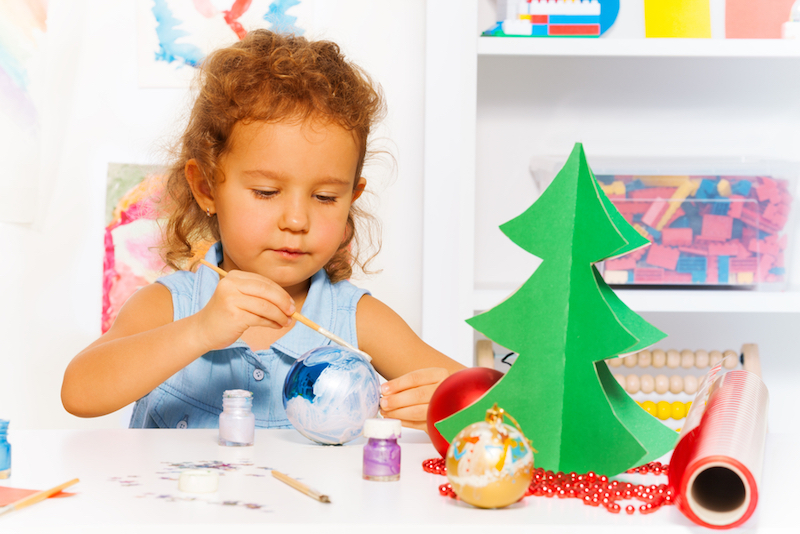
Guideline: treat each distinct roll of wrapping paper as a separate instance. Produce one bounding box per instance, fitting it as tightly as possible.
[668,354,769,529]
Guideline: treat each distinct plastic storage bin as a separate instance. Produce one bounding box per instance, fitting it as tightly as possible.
[529,157,797,289]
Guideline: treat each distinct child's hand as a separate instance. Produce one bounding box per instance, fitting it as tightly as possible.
[193,270,296,351]
[379,367,450,431]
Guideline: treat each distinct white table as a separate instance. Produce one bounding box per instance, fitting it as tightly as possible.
[1,429,797,533]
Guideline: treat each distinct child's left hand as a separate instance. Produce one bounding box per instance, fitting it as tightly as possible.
[379,367,450,431]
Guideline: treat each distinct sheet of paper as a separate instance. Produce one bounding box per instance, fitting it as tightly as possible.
[0,487,74,506]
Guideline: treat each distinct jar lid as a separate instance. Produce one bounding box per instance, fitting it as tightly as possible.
[178,469,219,493]
[223,389,253,398]
[363,418,401,439]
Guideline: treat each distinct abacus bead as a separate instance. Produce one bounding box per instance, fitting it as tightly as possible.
[625,374,641,394]
[641,400,657,417]
[623,353,638,368]
[657,401,671,421]
[638,350,652,368]
[680,349,694,369]
[709,350,723,367]
[655,374,669,394]
[669,375,684,394]
[666,350,681,369]
[640,374,655,394]
[614,374,625,388]
[686,401,692,413]
[723,350,739,369]
[608,357,623,368]
[684,375,698,395]
[695,349,709,368]
[652,349,666,368]
[671,401,686,420]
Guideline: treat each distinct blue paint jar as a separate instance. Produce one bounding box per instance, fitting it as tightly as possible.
[0,420,10,479]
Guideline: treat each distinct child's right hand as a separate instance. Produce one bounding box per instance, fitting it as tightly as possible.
[192,269,296,351]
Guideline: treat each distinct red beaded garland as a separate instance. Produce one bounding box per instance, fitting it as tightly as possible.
[423,458,673,515]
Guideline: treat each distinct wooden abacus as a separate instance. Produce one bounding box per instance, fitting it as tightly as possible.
[607,344,761,394]
[475,341,760,375]
[474,341,761,425]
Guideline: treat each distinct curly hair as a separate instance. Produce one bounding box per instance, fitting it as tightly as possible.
[160,30,385,283]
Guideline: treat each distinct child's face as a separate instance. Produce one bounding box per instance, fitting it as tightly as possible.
[213,118,360,295]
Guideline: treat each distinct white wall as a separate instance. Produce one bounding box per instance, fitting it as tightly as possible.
[0,0,426,429]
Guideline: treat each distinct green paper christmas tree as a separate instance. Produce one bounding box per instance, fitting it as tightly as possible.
[436,143,677,476]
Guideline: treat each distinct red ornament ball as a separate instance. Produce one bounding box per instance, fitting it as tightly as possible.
[426,367,503,457]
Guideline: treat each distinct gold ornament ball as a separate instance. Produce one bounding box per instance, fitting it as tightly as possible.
[445,406,534,509]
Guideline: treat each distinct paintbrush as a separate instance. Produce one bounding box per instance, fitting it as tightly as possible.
[198,259,372,362]
[271,470,330,503]
[0,478,79,516]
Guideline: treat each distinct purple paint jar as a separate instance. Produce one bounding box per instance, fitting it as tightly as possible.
[362,418,402,481]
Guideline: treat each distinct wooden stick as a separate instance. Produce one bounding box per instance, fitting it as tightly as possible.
[198,259,372,362]
[271,470,330,503]
[0,478,79,516]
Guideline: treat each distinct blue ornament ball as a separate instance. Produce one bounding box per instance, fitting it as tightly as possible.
[282,346,380,445]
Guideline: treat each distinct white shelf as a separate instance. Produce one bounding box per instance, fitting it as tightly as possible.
[474,288,800,314]
[478,36,800,58]
[424,0,800,361]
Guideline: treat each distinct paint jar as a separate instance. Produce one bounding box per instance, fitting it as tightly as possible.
[0,419,10,479]
[219,390,255,447]
[362,418,401,481]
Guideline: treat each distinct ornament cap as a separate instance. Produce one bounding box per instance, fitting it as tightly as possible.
[485,404,537,453]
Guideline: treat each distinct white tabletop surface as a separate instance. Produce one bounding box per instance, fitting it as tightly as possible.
[0,429,797,534]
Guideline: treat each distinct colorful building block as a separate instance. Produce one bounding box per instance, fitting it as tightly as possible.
[710,201,730,215]
[708,241,739,256]
[630,187,676,200]
[625,179,646,192]
[642,198,669,227]
[600,180,626,197]
[485,0,610,38]
[706,255,718,284]
[664,271,692,283]
[717,179,732,197]
[645,244,680,271]
[730,258,758,273]
[727,195,745,218]
[634,268,664,283]
[678,245,709,256]
[676,255,706,272]
[699,214,733,241]
[605,256,637,271]
[655,180,700,230]
[596,173,793,287]
[718,255,730,283]
[695,179,719,199]
[603,270,629,285]
[662,227,693,247]
[731,180,752,196]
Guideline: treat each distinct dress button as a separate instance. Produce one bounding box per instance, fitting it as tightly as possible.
[253,368,265,381]
[176,420,188,429]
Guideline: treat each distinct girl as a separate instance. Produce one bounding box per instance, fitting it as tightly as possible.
[61,30,464,431]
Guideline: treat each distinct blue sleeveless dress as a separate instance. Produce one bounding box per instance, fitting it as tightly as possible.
[129,242,370,429]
